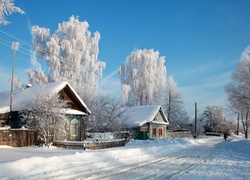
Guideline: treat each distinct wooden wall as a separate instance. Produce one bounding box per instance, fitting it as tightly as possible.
[0,129,37,147]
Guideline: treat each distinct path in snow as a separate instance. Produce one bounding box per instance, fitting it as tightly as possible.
[80,137,249,180]
[0,135,249,179]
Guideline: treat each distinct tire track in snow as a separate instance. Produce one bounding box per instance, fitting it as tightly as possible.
[86,144,209,180]
[83,149,207,180]
[93,142,221,180]
[15,137,248,180]
[21,150,154,180]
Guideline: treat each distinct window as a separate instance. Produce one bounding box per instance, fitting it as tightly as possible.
[159,128,163,137]
[152,128,157,138]
[70,119,78,138]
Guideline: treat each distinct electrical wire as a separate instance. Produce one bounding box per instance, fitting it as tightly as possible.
[0,29,32,48]
[0,29,49,56]
[0,29,53,65]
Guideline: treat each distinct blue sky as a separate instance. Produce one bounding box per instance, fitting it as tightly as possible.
[1,0,250,118]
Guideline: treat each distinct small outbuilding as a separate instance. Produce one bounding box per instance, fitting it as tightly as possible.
[124,105,169,140]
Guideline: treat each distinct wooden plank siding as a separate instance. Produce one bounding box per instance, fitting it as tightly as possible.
[59,85,90,114]
[0,113,9,127]
[0,129,37,147]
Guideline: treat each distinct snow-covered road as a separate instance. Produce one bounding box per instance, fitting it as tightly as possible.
[0,135,249,180]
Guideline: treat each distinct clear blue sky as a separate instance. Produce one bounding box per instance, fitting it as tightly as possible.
[1,0,250,118]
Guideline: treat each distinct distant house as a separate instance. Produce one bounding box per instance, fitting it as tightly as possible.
[0,81,91,141]
[124,105,169,140]
[168,123,193,132]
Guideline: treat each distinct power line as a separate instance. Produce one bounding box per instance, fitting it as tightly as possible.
[0,29,32,48]
[0,29,84,70]
[0,38,52,69]
[0,38,11,46]
[0,37,31,54]
[0,29,49,56]
[0,39,11,48]
[0,30,51,64]
[0,38,30,55]
[0,38,30,57]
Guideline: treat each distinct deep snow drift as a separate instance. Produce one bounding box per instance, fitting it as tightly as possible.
[0,135,249,180]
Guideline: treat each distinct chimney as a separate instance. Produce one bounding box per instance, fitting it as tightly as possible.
[26,84,32,89]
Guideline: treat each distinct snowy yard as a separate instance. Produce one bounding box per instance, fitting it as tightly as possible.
[0,135,249,180]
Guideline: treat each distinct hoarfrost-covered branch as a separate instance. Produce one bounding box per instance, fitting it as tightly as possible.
[27,16,106,106]
[0,0,24,25]
[120,49,167,106]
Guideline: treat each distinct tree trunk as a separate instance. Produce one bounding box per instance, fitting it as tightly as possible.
[245,112,248,139]
[242,112,248,139]
[237,113,240,135]
[52,117,55,142]
[168,90,171,123]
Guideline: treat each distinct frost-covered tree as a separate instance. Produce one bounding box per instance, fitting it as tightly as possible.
[164,76,188,129]
[87,93,127,133]
[225,46,250,139]
[196,115,205,137]
[201,105,226,133]
[27,16,106,106]
[120,49,167,106]
[20,92,69,146]
[26,68,48,84]
[9,76,22,89]
[0,0,24,25]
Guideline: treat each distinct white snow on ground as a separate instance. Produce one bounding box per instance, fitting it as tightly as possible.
[0,135,249,180]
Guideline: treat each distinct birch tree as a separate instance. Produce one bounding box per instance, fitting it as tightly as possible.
[164,76,188,129]
[120,49,167,106]
[201,105,226,133]
[87,93,127,133]
[0,0,24,25]
[27,16,106,106]
[225,46,250,139]
[9,76,22,89]
[20,93,69,146]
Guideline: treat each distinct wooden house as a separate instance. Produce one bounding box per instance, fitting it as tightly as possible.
[124,105,169,140]
[0,81,90,142]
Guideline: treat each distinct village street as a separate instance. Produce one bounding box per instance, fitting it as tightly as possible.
[0,135,249,179]
[72,137,249,180]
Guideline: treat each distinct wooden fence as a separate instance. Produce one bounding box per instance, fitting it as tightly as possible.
[54,139,126,149]
[166,131,191,139]
[0,129,37,147]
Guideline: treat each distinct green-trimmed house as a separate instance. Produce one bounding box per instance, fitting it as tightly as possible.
[0,81,91,142]
[124,105,169,140]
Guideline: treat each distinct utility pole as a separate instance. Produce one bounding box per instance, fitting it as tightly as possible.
[194,102,197,138]
[9,42,19,113]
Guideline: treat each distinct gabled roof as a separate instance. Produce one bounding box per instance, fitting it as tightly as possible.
[124,105,169,127]
[0,81,90,115]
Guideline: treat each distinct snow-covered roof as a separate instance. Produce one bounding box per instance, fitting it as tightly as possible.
[0,106,10,114]
[63,109,87,115]
[0,81,90,114]
[124,105,169,127]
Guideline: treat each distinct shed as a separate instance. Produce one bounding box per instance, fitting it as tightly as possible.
[124,105,169,140]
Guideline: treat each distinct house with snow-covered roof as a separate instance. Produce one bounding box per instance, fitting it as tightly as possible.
[124,105,169,140]
[0,81,90,141]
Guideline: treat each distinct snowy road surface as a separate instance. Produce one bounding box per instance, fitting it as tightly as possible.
[0,135,249,179]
